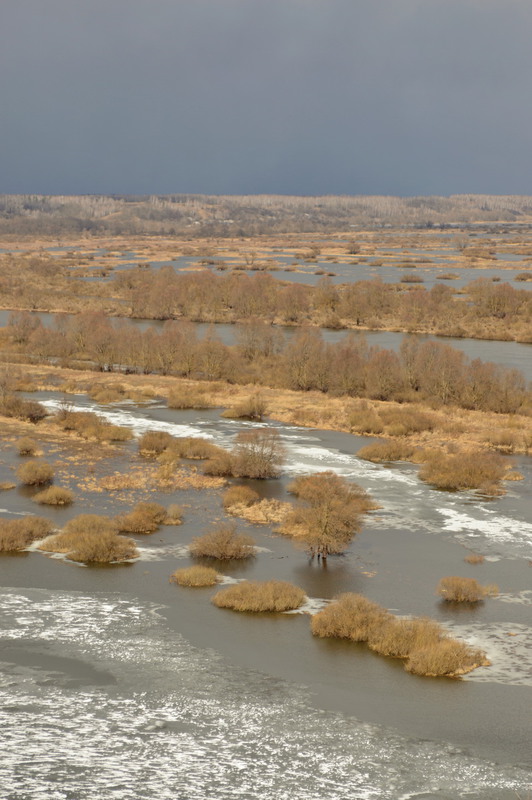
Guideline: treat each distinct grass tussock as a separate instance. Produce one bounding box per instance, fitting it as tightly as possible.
[165,503,184,524]
[437,576,498,603]
[419,450,505,494]
[17,437,38,456]
[161,437,224,462]
[0,516,54,551]
[167,386,214,409]
[404,639,489,677]
[311,594,392,641]
[17,459,55,486]
[57,410,132,442]
[223,485,260,509]
[189,522,256,560]
[41,530,137,563]
[212,580,306,612]
[311,593,488,677]
[32,486,74,506]
[357,441,418,462]
[88,382,127,404]
[464,553,485,564]
[170,565,221,587]
[138,430,176,457]
[115,501,167,534]
[221,393,267,421]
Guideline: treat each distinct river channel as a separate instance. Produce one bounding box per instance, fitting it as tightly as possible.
[1,391,531,799]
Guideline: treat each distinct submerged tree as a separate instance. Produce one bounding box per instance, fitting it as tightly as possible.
[282,472,375,560]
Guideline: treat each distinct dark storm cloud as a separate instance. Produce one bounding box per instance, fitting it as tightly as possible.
[1,0,531,195]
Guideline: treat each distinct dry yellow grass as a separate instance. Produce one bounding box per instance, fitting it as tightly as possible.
[212,580,306,612]
[17,436,38,456]
[0,516,54,551]
[170,565,221,587]
[32,486,74,506]
[311,593,489,677]
[405,640,489,677]
[419,450,505,494]
[189,523,256,560]
[222,485,260,509]
[437,576,498,602]
[17,459,55,486]
[41,529,138,563]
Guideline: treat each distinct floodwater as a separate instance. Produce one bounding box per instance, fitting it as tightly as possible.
[1,393,531,799]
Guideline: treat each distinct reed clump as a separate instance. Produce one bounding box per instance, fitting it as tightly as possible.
[189,522,256,560]
[212,580,306,612]
[161,437,224,461]
[311,594,392,641]
[0,516,54,551]
[17,459,55,486]
[17,437,38,456]
[40,514,137,563]
[221,393,267,421]
[167,387,214,409]
[311,593,488,677]
[138,430,175,457]
[357,441,418,463]
[223,485,260,509]
[165,503,184,524]
[419,450,505,494]
[170,565,221,587]
[115,501,167,534]
[88,382,126,404]
[437,576,498,603]
[464,553,485,564]
[56,410,132,442]
[405,640,489,677]
[32,486,74,506]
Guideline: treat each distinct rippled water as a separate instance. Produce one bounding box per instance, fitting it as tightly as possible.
[1,589,530,800]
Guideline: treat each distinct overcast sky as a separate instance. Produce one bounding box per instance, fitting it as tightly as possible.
[1,0,531,196]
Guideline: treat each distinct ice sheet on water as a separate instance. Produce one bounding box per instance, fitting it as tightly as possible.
[0,588,529,800]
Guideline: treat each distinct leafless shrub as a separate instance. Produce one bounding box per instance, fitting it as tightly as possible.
[33,486,74,506]
[222,393,267,421]
[419,451,505,494]
[231,428,284,479]
[17,459,54,486]
[189,522,256,560]
[212,580,306,612]
[115,502,167,534]
[0,516,54,551]
[437,576,498,603]
[41,528,137,563]
[311,594,392,641]
[138,430,175,457]
[17,437,38,456]
[223,485,260,509]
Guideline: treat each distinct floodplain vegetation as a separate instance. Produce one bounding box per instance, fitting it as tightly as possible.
[212,580,306,612]
[170,565,221,587]
[0,516,54,552]
[436,576,498,603]
[311,593,489,677]
[189,522,256,560]
[39,515,138,563]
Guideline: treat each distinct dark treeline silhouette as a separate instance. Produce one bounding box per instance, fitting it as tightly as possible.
[7,311,529,415]
[2,194,532,236]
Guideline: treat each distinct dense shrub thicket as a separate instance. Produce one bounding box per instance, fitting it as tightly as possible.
[311,593,488,677]
[212,580,306,612]
[189,523,256,560]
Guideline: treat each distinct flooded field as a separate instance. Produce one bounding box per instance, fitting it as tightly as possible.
[1,392,531,799]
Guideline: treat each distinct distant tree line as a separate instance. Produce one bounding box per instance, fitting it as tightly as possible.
[2,193,532,236]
